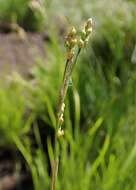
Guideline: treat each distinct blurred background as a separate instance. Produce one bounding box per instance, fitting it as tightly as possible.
[0,0,136,190]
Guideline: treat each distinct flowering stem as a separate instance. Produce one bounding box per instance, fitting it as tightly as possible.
[50,18,93,190]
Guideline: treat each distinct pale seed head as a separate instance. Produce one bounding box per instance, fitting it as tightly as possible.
[57,128,64,138]
[86,18,93,28]
[65,40,70,48]
[86,28,92,36]
[78,39,84,48]
[62,103,65,108]
[61,103,65,113]
[69,26,77,36]
[81,29,86,39]
[70,38,78,48]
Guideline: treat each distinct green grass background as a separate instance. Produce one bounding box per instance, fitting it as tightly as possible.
[0,0,136,189]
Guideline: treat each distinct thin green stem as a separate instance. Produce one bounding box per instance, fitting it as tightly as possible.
[57,48,81,127]
[70,48,81,76]
[50,47,82,190]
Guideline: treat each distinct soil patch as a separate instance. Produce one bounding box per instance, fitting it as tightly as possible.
[0,32,47,76]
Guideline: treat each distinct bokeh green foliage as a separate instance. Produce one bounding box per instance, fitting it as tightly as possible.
[0,0,136,189]
[0,0,46,31]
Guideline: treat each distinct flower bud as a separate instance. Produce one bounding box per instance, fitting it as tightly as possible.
[81,29,86,39]
[70,38,77,47]
[69,26,77,36]
[86,18,93,28]
[78,39,84,48]
[86,28,92,36]
[65,40,70,48]
[61,103,65,113]
[59,113,64,123]
[57,128,64,138]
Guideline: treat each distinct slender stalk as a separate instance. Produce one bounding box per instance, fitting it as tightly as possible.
[50,48,81,190]
[57,48,81,129]
[50,18,93,190]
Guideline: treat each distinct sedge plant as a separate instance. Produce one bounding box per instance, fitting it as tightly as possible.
[50,18,93,190]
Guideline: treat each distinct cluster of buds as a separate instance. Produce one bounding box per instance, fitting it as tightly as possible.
[78,18,93,48]
[65,18,93,55]
[65,27,77,61]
